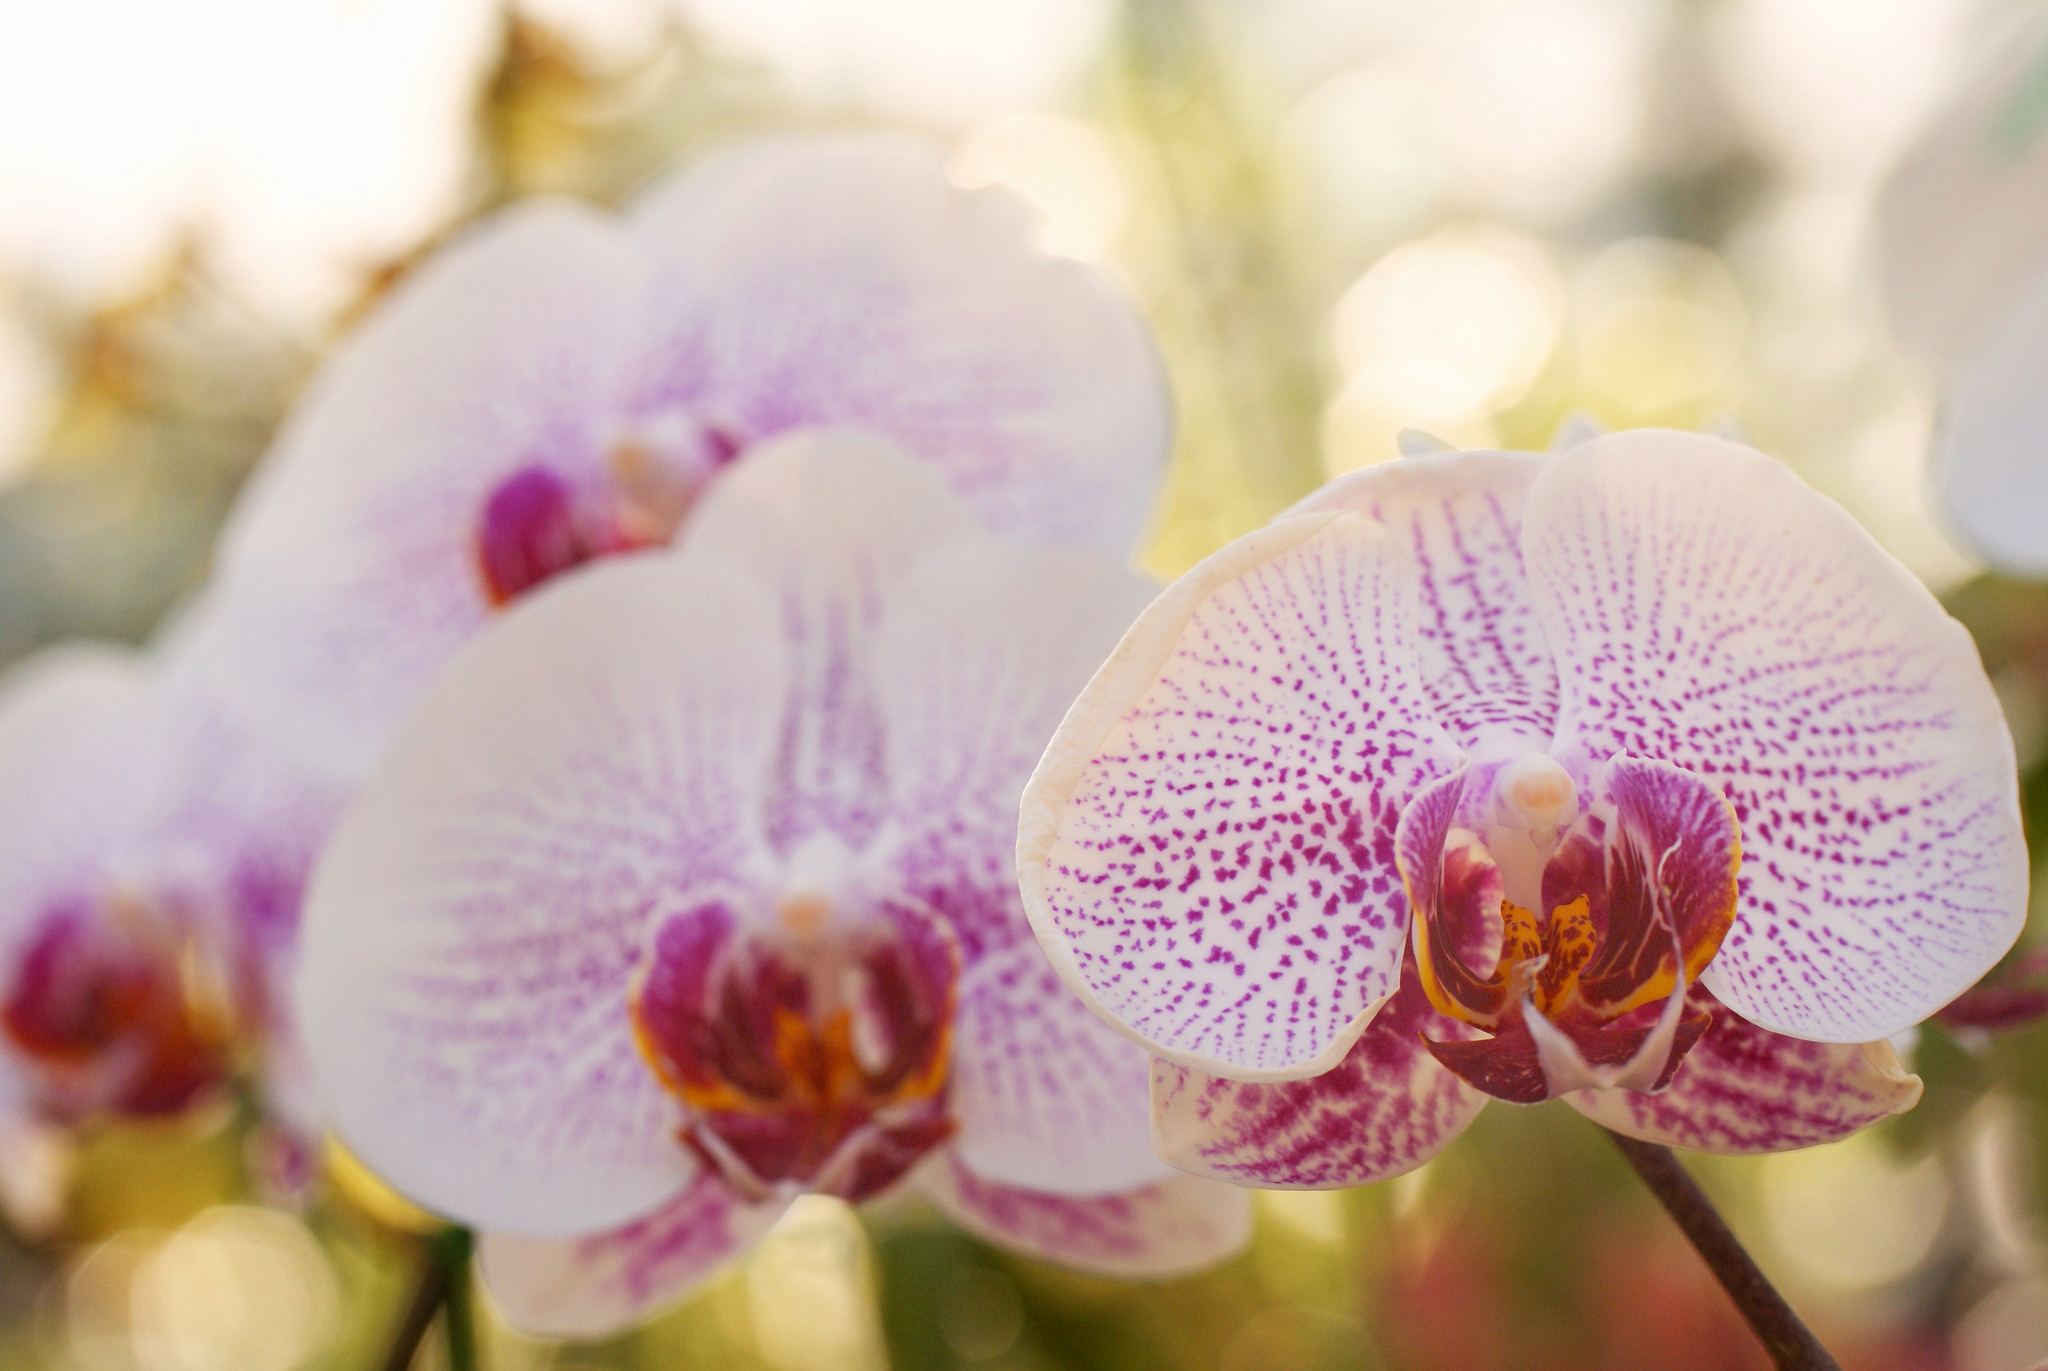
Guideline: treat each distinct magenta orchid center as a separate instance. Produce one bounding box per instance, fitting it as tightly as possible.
[1,900,236,1121]
[1401,751,1741,1105]
[628,845,959,1204]
[473,412,750,606]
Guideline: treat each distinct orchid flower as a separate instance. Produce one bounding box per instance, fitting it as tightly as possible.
[206,132,1165,781]
[0,616,343,1230]
[296,435,1251,1339]
[1020,431,2026,1188]
[1879,13,2048,575]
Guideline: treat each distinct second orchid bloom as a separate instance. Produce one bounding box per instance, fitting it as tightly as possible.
[1019,430,2026,1187]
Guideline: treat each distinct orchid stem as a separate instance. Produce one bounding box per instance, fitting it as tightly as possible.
[379,1226,479,1371]
[1604,1130,1841,1371]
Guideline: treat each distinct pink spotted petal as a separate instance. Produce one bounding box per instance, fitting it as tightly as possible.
[867,538,1156,966]
[211,203,644,778]
[297,554,787,1235]
[1524,431,2027,1043]
[1020,513,1462,1079]
[1151,969,1486,1189]
[626,132,1167,559]
[1290,451,1556,757]
[1566,986,1923,1153]
[479,1171,789,1339]
[950,941,1169,1197]
[916,1150,1251,1278]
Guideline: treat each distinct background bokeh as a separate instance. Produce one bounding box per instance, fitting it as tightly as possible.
[0,1,2043,1368]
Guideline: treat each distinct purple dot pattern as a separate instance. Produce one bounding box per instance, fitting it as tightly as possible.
[950,940,1166,1195]
[1298,452,1557,755]
[1151,968,1486,1188]
[479,1168,791,1338]
[917,1150,1252,1277]
[1040,516,1461,1075]
[1526,433,2026,1041]
[1566,985,1921,1152]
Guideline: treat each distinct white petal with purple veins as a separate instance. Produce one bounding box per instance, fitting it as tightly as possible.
[1566,987,1922,1153]
[867,538,1156,966]
[1524,430,2026,1043]
[628,133,1167,559]
[1151,974,1486,1189]
[1021,513,1462,1079]
[1290,451,1556,757]
[297,554,789,1235]
[950,940,1170,1196]
[479,1171,789,1339]
[212,204,645,779]
[683,429,981,857]
[916,1150,1251,1277]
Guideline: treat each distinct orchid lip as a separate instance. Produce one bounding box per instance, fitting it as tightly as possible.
[1401,753,1741,1105]
[629,894,961,1205]
[1,899,236,1122]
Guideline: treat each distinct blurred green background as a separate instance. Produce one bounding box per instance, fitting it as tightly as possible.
[0,1,2043,1368]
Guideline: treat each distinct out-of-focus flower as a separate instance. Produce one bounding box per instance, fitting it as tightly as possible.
[297,436,1250,1338]
[0,616,343,1232]
[1878,10,2048,576]
[207,133,1166,781]
[1020,430,2025,1187]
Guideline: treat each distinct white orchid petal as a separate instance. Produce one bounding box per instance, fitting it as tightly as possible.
[1289,450,1557,757]
[213,204,645,779]
[628,132,1167,559]
[1020,512,1461,1079]
[297,554,789,1234]
[479,1173,788,1339]
[869,537,1156,967]
[950,940,1169,1197]
[1151,974,1486,1189]
[916,1151,1251,1278]
[1525,430,2027,1043]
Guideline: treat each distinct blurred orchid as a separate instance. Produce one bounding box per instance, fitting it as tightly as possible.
[1020,431,2026,1188]
[0,615,343,1231]
[297,436,1249,1339]
[207,131,1165,780]
[1879,11,2048,575]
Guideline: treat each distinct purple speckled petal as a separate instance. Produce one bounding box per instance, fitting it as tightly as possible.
[1020,513,1461,1079]
[479,1170,788,1339]
[627,133,1167,559]
[210,204,644,779]
[1524,431,2027,1043]
[297,555,789,1235]
[1151,967,1486,1189]
[916,1150,1251,1277]
[683,429,982,858]
[1566,986,1922,1153]
[867,539,1156,967]
[950,940,1169,1197]
[1291,451,1556,756]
